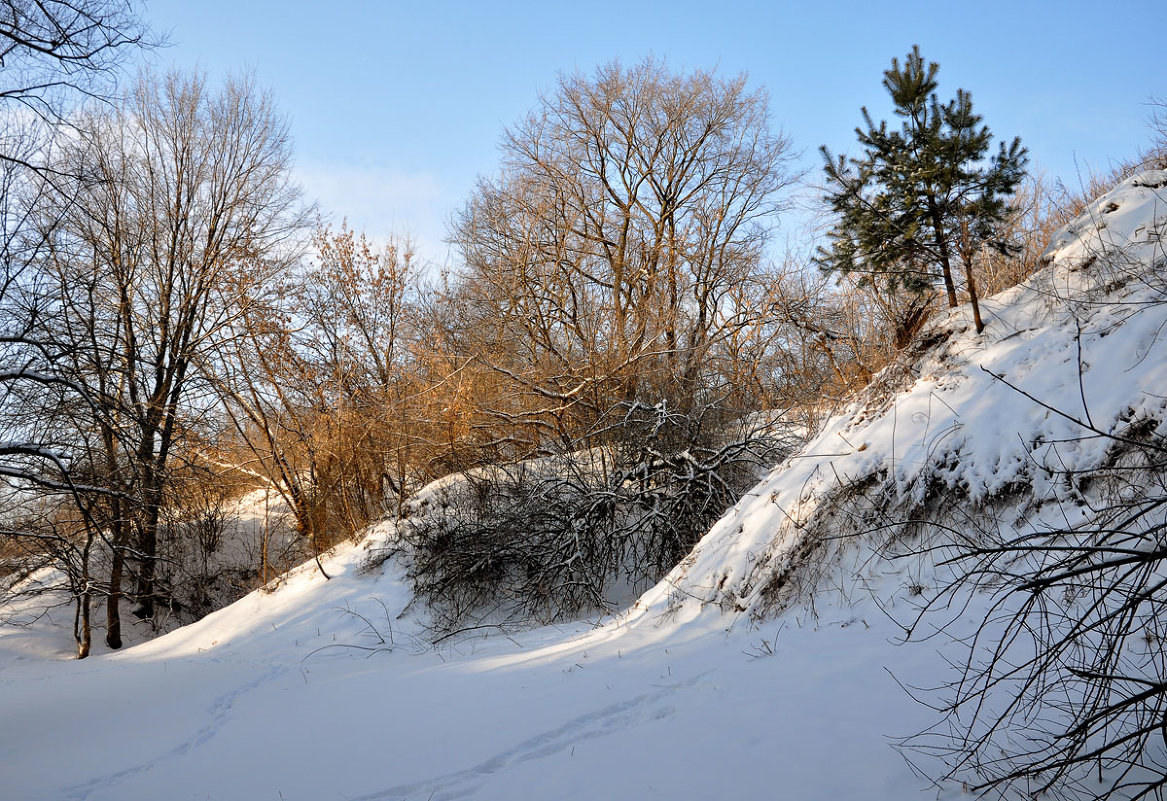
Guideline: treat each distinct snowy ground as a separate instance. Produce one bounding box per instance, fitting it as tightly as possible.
[0,529,957,801]
[1,172,1165,800]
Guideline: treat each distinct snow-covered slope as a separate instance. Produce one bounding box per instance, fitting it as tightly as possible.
[1,173,1164,801]
[645,169,1167,622]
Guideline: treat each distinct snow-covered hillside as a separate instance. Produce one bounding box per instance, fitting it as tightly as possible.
[650,170,1167,622]
[1,172,1164,801]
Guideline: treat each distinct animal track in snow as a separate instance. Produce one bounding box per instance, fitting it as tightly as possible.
[62,663,288,800]
[350,674,708,801]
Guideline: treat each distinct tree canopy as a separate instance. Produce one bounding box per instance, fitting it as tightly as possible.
[818,45,1028,334]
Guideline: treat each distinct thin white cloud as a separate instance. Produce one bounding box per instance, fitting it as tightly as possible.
[294,161,454,265]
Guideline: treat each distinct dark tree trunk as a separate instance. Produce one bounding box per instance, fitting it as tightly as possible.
[105,526,124,650]
[79,529,94,658]
[964,259,985,334]
[959,221,986,334]
[134,502,159,620]
[134,459,163,620]
[927,200,959,307]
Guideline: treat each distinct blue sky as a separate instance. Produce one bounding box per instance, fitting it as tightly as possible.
[145,0,1164,262]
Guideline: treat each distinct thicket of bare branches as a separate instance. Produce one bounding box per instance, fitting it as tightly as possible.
[400,401,799,630]
[902,379,1167,801]
[0,1,152,178]
[218,224,426,568]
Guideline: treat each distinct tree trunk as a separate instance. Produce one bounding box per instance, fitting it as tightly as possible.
[106,525,124,650]
[964,259,985,334]
[292,486,331,581]
[135,502,159,620]
[135,457,164,620]
[132,421,163,619]
[75,531,94,658]
[927,200,959,308]
[101,434,125,649]
[77,588,91,659]
[959,221,985,334]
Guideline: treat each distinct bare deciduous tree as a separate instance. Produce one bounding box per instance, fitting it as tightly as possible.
[398,60,804,629]
[0,0,152,169]
[0,0,151,658]
[22,70,306,652]
[450,58,798,450]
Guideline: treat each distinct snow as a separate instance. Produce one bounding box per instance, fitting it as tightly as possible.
[1,533,947,801]
[1,172,1165,800]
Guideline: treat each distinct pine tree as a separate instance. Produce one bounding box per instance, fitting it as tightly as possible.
[818,45,1027,334]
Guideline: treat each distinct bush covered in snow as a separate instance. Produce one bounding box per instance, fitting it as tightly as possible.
[394,404,800,631]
